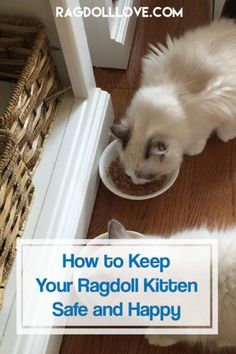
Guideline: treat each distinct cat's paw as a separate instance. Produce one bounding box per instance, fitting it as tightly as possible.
[185,140,206,156]
[216,126,236,143]
[146,335,179,347]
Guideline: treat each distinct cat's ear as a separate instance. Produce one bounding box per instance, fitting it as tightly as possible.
[108,220,128,239]
[110,124,131,147]
[146,138,168,157]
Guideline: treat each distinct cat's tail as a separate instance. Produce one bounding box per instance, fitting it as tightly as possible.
[221,0,236,20]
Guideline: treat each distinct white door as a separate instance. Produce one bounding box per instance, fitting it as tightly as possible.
[80,0,140,68]
[213,0,225,18]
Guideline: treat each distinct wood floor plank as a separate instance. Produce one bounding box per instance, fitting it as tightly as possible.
[60,335,236,354]
[60,1,236,353]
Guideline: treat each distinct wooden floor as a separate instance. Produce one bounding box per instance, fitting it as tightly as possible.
[60,1,236,353]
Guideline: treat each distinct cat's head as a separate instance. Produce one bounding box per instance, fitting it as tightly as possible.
[107,220,162,240]
[108,219,143,239]
[110,87,187,184]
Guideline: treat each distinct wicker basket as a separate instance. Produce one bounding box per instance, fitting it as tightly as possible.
[0,17,61,172]
[0,130,34,307]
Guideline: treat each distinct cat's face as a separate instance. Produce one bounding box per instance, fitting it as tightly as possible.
[118,132,181,184]
[110,87,184,185]
[111,124,182,185]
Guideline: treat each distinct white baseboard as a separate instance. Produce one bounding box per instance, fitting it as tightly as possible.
[0,88,114,354]
[34,88,113,239]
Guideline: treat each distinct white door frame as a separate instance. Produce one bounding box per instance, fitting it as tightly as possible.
[51,0,96,98]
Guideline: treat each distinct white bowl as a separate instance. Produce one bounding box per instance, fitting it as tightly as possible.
[99,140,179,200]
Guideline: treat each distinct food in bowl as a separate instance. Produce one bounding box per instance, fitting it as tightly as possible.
[107,159,167,196]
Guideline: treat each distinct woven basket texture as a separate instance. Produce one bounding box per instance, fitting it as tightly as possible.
[0,130,34,307]
[0,17,62,307]
[0,17,61,172]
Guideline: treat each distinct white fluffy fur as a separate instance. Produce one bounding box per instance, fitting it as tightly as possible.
[118,20,236,183]
[146,227,236,349]
[108,220,236,348]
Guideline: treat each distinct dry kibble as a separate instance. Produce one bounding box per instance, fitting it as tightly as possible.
[107,159,167,196]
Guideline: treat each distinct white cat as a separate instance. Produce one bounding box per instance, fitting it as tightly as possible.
[110,20,236,184]
[108,220,236,348]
